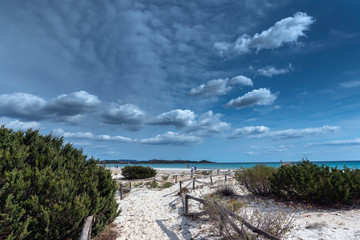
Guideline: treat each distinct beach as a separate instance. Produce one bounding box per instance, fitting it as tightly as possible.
[110,168,360,240]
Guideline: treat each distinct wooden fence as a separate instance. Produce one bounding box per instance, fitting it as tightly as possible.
[117,170,234,200]
[180,193,280,240]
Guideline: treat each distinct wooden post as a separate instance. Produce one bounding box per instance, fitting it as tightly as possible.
[217,169,219,174]
[129,182,132,190]
[225,175,227,182]
[175,175,177,183]
[184,194,189,215]
[80,216,94,240]
[210,176,213,184]
[179,181,182,191]
[193,179,195,189]
[120,184,123,200]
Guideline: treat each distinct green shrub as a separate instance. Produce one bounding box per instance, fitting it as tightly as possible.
[235,165,277,196]
[121,166,156,180]
[160,182,173,188]
[0,126,120,240]
[161,175,169,181]
[148,180,158,188]
[270,159,360,204]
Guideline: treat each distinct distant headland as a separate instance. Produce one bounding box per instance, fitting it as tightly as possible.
[98,159,214,164]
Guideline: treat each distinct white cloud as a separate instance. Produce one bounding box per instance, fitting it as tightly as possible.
[229,125,339,140]
[150,109,230,137]
[53,128,94,139]
[1,119,41,130]
[45,91,100,116]
[97,135,133,142]
[0,92,46,120]
[101,103,146,131]
[186,111,231,137]
[189,78,232,97]
[229,75,253,86]
[189,75,253,97]
[339,80,360,88]
[0,91,100,122]
[139,131,202,146]
[308,138,360,147]
[150,109,196,128]
[257,63,293,77]
[228,126,270,138]
[53,128,132,142]
[225,88,277,109]
[214,12,314,56]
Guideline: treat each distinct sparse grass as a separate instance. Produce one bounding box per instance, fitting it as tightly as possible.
[200,170,212,175]
[160,182,173,188]
[148,180,158,188]
[214,185,236,197]
[162,175,169,181]
[93,223,119,240]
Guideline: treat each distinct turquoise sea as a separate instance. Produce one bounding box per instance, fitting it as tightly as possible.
[104,161,360,170]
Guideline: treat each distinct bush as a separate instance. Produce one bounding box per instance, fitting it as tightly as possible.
[270,159,360,204]
[121,166,157,180]
[0,127,119,239]
[215,185,236,197]
[160,182,173,188]
[235,165,277,196]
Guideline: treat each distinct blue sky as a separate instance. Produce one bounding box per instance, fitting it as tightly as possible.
[1,0,360,162]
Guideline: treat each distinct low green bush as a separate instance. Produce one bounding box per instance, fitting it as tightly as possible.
[235,165,277,196]
[0,127,119,239]
[160,182,173,188]
[121,166,157,180]
[270,160,360,204]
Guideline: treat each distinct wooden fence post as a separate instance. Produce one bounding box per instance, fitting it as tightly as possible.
[79,215,94,240]
[210,176,213,184]
[193,179,195,189]
[129,182,132,190]
[225,175,227,182]
[184,194,189,215]
[179,181,182,191]
[120,184,123,200]
[175,175,177,183]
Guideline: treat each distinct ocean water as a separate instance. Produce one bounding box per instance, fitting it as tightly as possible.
[104,161,360,170]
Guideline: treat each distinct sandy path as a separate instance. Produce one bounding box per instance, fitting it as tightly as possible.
[114,184,188,240]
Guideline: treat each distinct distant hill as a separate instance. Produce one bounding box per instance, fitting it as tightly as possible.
[98,159,214,164]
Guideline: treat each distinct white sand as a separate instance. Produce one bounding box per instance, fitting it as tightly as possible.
[112,169,360,240]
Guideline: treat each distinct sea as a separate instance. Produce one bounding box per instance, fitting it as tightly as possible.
[103,160,360,170]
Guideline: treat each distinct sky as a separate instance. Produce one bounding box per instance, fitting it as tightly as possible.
[1,0,360,162]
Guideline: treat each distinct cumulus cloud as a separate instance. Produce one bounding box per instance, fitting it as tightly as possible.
[150,109,230,137]
[45,91,100,116]
[100,103,146,131]
[225,88,277,109]
[1,119,41,130]
[189,78,232,97]
[339,80,360,88]
[189,75,253,97]
[53,128,132,142]
[150,109,196,128]
[185,111,231,137]
[0,93,46,120]
[228,126,270,139]
[139,131,202,146]
[257,63,293,77]
[229,75,253,86]
[229,125,339,140]
[0,91,100,122]
[214,12,314,56]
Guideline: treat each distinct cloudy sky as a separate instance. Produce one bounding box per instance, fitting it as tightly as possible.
[1,0,360,162]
